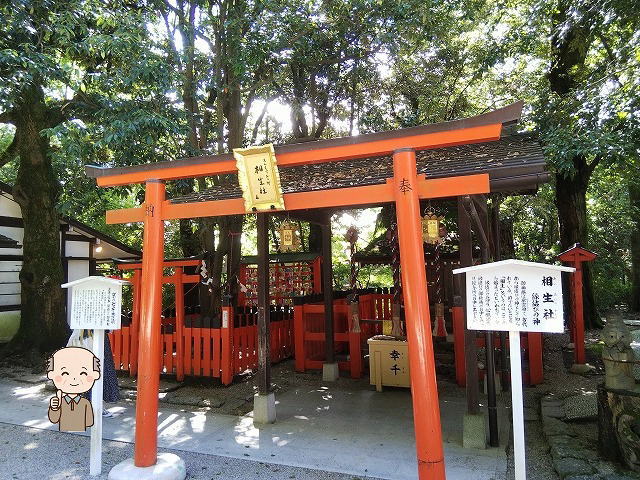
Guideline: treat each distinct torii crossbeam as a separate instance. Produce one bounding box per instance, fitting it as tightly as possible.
[87,101,526,480]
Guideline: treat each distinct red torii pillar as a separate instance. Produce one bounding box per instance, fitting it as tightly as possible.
[557,243,597,366]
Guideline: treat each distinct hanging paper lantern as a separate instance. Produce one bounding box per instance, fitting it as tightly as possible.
[278,220,301,252]
[422,212,445,245]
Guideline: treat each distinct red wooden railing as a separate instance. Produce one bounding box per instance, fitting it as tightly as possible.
[452,305,543,386]
[293,301,363,378]
[109,260,295,385]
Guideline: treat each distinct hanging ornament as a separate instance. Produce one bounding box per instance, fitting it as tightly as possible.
[278,220,301,252]
[422,209,445,245]
[344,226,359,245]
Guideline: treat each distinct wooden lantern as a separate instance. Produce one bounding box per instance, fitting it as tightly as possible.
[278,221,301,252]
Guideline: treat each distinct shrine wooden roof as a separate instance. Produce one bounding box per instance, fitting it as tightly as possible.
[169,134,546,205]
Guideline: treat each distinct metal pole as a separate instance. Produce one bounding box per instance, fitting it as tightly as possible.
[134,179,165,467]
[393,148,445,480]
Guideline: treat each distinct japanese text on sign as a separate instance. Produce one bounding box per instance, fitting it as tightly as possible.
[234,143,285,211]
[454,261,573,333]
[69,286,122,330]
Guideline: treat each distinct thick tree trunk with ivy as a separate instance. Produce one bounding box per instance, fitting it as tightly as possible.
[548,3,601,328]
[629,176,640,311]
[555,163,601,328]
[6,86,67,355]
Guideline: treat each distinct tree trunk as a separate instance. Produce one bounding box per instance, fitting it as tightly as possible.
[8,85,67,355]
[555,164,601,328]
[629,174,640,311]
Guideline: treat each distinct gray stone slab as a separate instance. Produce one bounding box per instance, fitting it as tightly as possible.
[565,476,602,480]
[564,392,598,421]
[554,458,597,479]
[543,417,575,437]
[542,403,566,419]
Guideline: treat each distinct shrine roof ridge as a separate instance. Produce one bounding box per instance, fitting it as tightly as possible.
[453,259,576,275]
[85,101,523,180]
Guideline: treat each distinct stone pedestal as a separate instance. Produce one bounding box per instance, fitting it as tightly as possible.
[108,453,186,480]
[322,362,339,382]
[597,383,640,472]
[462,413,487,449]
[253,392,276,424]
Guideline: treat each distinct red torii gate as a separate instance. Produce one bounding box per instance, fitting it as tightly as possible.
[87,102,525,480]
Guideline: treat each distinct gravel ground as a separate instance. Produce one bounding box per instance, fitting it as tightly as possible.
[0,422,380,480]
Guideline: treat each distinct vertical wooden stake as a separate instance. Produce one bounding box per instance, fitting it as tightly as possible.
[256,213,271,395]
[90,329,105,476]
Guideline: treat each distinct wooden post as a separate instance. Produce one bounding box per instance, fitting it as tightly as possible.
[129,269,141,375]
[393,148,445,480]
[558,244,597,366]
[221,297,234,385]
[134,179,165,467]
[458,198,480,415]
[175,267,185,382]
[294,299,305,372]
[90,328,105,476]
[322,221,335,364]
[256,213,271,395]
[348,300,362,378]
[452,300,466,387]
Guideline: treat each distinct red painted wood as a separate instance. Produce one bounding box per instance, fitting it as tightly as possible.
[527,332,543,384]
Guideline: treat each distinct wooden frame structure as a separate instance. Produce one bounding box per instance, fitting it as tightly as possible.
[87,101,544,480]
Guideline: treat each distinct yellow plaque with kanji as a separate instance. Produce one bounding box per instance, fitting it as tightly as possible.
[234,144,285,211]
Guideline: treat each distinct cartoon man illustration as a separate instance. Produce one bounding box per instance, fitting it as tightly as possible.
[47,346,101,432]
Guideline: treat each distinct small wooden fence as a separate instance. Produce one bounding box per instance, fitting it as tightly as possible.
[452,305,543,386]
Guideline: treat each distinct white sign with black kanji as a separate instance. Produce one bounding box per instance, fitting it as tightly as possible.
[62,276,129,330]
[453,260,575,333]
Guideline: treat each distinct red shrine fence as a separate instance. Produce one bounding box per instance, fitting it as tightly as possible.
[107,261,543,386]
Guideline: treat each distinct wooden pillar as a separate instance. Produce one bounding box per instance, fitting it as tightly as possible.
[256,212,271,395]
[134,180,165,467]
[393,148,445,480]
[322,220,335,363]
[458,197,480,416]
[175,267,185,382]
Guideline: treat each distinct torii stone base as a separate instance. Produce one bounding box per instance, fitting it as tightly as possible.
[108,453,186,480]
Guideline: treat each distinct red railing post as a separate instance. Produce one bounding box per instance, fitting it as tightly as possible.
[527,332,543,385]
[294,299,305,372]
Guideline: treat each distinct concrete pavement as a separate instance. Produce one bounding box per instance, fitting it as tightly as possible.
[0,375,509,479]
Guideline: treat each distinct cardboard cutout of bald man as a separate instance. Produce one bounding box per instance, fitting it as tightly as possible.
[47,347,101,432]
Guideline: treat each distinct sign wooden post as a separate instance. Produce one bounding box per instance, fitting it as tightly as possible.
[61,276,128,476]
[453,260,574,480]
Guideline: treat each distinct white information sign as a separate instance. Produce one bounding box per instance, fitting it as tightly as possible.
[63,277,127,330]
[454,260,574,333]
[453,260,575,480]
[62,276,128,476]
